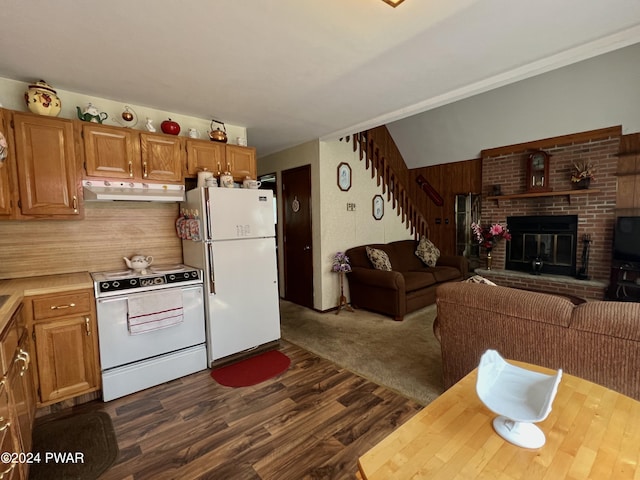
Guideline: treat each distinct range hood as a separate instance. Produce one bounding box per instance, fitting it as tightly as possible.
[82,180,185,202]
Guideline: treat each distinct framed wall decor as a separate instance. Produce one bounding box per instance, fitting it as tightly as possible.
[337,162,352,191]
[372,194,384,220]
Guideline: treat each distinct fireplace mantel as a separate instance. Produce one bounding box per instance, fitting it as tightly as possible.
[487,188,601,206]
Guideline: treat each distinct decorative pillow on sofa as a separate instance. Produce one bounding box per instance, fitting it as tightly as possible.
[366,246,392,271]
[464,275,497,286]
[415,237,440,267]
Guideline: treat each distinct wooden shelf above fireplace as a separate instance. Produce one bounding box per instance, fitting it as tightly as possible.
[487,188,601,206]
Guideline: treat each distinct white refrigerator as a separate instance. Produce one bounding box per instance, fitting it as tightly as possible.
[182,187,281,366]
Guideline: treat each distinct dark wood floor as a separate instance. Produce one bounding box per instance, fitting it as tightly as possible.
[48,341,422,480]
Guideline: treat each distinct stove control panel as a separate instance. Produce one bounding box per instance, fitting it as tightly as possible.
[94,269,201,295]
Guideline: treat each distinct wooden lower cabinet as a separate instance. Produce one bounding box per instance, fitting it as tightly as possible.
[1,304,36,480]
[26,288,100,406]
[33,316,99,404]
[0,381,21,480]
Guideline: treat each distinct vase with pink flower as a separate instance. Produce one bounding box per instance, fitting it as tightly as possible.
[471,222,512,270]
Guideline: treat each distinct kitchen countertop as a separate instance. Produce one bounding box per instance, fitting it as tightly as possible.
[0,272,93,332]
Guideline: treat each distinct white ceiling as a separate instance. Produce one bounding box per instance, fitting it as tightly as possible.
[1,0,639,159]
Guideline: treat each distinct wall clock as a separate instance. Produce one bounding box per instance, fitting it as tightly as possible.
[525,150,551,192]
[372,195,384,220]
[337,162,352,191]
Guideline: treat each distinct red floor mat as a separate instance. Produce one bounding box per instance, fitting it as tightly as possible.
[210,350,291,387]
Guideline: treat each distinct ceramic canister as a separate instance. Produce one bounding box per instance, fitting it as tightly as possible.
[24,80,61,116]
[197,170,214,188]
[220,172,234,188]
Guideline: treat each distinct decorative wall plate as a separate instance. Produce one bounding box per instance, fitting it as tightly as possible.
[372,194,384,220]
[337,162,352,191]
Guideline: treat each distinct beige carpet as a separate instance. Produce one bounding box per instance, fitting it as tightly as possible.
[279,300,444,406]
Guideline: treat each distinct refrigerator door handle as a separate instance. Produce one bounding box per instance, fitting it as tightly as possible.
[207,243,216,294]
[204,188,213,240]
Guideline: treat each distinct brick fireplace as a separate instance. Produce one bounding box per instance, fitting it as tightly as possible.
[477,127,620,300]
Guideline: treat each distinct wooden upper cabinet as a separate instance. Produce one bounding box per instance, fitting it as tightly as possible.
[0,162,11,218]
[82,123,139,179]
[226,145,257,181]
[185,139,225,176]
[82,124,183,183]
[12,112,81,218]
[140,133,183,182]
[0,110,14,218]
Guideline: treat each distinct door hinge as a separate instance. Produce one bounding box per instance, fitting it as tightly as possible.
[10,119,14,129]
[32,330,36,342]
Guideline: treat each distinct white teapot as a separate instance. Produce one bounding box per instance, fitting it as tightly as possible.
[123,255,154,275]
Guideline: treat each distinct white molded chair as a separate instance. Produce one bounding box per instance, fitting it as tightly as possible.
[476,349,562,449]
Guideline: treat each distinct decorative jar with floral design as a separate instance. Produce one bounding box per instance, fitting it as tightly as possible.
[24,80,61,116]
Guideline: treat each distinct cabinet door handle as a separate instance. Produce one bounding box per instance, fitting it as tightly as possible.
[128,160,134,177]
[85,317,91,336]
[18,349,30,367]
[51,303,75,310]
[143,161,148,178]
[0,417,10,432]
[72,195,78,213]
[0,462,16,477]
[14,355,27,376]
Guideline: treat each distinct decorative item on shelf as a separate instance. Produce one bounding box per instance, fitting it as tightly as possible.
[76,103,108,123]
[491,184,502,196]
[197,169,214,188]
[112,105,138,128]
[242,176,261,189]
[332,251,353,315]
[219,171,234,188]
[525,150,551,193]
[188,128,200,138]
[337,162,352,191]
[145,118,156,132]
[571,161,595,189]
[209,119,228,143]
[24,80,61,116]
[236,137,247,146]
[161,118,181,135]
[471,221,512,270]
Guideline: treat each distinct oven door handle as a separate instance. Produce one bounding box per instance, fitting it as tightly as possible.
[98,297,126,304]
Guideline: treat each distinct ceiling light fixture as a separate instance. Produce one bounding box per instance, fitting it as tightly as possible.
[382,0,405,6]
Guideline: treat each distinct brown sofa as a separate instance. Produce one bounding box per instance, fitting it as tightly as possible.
[345,239,468,321]
[435,282,640,401]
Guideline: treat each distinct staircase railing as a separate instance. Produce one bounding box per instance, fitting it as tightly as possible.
[343,131,429,240]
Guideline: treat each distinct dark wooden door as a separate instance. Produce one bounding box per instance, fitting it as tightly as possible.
[282,165,313,308]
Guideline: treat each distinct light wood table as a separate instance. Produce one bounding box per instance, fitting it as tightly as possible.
[358,361,640,479]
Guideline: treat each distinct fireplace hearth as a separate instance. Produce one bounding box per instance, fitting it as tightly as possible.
[506,215,578,277]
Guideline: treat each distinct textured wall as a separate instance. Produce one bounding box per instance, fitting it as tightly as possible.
[0,202,182,279]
